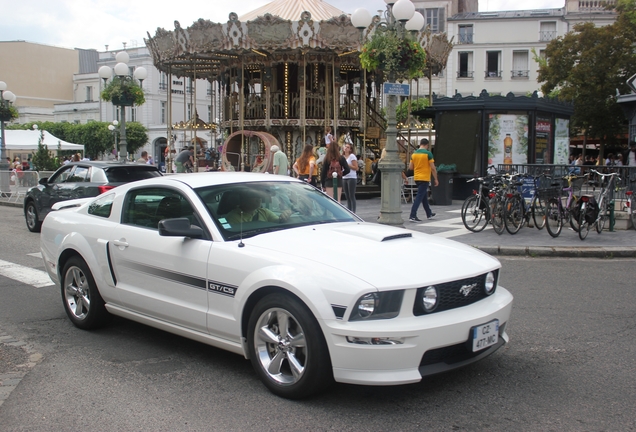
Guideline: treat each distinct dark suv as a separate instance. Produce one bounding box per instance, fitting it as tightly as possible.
[24,161,162,232]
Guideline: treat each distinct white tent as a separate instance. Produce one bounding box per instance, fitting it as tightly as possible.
[2,130,84,152]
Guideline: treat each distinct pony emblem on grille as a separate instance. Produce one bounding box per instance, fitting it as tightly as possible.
[459,283,477,296]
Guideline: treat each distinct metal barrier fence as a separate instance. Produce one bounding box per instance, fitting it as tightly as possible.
[497,164,636,202]
[0,169,40,202]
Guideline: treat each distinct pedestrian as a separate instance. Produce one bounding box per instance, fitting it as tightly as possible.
[320,137,350,202]
[175,146,194,173]
[137,150,149,163]
[342,141,358,212]
[271,145,288,175]
[408,138,438,222]
[624,142,636,166]
[293,144,317,186]
[324,126,334,147]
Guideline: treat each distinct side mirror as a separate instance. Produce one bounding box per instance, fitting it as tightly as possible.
[158,217,204,239]
[39,177,49,185]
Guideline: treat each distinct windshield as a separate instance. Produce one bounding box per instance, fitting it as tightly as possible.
[196,181,359,241]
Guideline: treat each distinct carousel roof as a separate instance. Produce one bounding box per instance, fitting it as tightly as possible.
[239,0,345,22]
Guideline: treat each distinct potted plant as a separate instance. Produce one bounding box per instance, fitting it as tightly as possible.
[359,31,427,81]
[0,103,18,122]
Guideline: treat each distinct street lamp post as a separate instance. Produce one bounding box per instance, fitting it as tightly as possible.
[0,81,17,196]
[98,52,147,163]
[352,0,421,226]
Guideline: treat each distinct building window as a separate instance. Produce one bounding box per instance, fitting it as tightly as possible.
[85,86,93,102]
[540,21,557,41]
[159,72,167,91]
[207,82,212,96]
[161,101,166,124]
[512,51,529,78]
[458,25,473,44]
[187,103,192,120]
[208,105,212,122]
[458,52,473,78]
[186,78,193,94]
[486,51,501,78]
[131,107,137,122]
[424,8,445,33]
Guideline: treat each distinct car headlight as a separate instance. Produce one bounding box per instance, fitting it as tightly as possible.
[349,291,404,321]
[484,271,496,295]
[422,285,438,312]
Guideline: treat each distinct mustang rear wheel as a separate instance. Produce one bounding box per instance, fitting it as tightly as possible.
[247,293,332,399]
[25,201,42,233]
[61,256,109,330]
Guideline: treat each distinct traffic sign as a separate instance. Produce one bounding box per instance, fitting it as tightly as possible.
[383,83,410,96]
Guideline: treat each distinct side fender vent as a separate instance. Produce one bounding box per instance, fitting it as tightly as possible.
[331,305,346,319]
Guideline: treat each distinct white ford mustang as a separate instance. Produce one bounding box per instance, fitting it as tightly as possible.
[41,172,513,399]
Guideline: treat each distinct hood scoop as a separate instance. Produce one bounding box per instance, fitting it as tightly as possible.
[382,233,413,242]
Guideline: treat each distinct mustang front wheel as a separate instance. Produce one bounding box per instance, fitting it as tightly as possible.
[248,293,332,399]
[61,256,109,330]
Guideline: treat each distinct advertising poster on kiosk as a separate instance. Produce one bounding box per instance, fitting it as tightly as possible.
[535,118,552,164]
[488,114,528,167]
[554,118,570,165]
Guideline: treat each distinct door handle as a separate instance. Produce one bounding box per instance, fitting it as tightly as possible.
[113,239,129,248]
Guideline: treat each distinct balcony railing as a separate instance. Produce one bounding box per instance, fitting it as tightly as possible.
[578,0,616,12]
[485,71,502,79]
[458,33,474,44]
[511,70,530,79]
[539,31,557,41]
[457,71,474,79]
[159,82,167,91]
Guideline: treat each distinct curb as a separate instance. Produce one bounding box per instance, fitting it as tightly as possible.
[473,245,636,258]
[0,201,23,208]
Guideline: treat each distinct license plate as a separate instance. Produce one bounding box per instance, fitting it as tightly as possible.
[472,319,499,352]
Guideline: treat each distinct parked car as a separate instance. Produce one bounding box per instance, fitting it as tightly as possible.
[24,161,162,232]
[40,172,513,399]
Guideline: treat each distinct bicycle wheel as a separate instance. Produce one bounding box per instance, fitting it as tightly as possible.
[568,197,581,232]
[504,195,525,235]
[491,197,505,235]
[596,199,606,234]
[631,195,636,230]
[531,195,546,230]
[578,203,590,240]
[545,198,563,238]
[461,195,489,232]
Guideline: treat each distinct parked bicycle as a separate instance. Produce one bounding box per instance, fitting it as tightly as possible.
[502,173,551,235]
[544,174,586,238]
[461,170,509,233]
[578,170,620,240]
[625,174,636,230]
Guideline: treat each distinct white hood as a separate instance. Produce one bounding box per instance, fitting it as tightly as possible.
[241,222,500,290]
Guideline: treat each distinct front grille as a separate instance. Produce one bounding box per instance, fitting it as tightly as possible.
[413,270,498,316]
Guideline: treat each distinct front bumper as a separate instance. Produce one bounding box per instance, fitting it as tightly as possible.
[325,286,513,386]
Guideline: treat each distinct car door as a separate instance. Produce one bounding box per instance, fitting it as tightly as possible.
[36,165,74,216]
[108,186,212,333]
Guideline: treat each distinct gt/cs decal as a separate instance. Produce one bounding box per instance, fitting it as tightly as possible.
[208,281,237,297]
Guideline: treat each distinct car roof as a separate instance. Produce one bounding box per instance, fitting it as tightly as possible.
[145,172,301,189]
[61,161,160,170]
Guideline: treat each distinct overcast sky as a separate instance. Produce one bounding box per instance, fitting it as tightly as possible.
[1,0,564,52]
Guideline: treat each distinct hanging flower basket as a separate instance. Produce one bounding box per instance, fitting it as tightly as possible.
[359,31,427,81]
[101,76,145,106]
[0,104,18,122]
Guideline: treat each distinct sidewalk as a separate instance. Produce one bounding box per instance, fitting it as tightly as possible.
[353,197,636,258]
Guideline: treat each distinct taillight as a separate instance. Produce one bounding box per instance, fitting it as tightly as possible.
[98,185,115,194]
[506,193,514,198]
[581,196,589,202]
[472,189,478,195]
[489,192,495,199]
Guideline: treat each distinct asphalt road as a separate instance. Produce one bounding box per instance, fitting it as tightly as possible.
[1,205,635,431]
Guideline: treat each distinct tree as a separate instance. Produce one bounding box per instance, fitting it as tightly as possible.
[537,0,636,161]
[31,131,61,171]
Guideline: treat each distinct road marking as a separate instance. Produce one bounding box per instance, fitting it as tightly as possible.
[0,259,54,288]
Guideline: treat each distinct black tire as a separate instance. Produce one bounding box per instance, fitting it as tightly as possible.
[596,200,606,234]
[568,197,581,232]
[504,195,524,235]
[247,293,332,399]
[491,198,505,235]
[531,195,546,230]
[461,195,489,232]
[61,256,109,330]
[24,201,42,233]
[578,203,590,240]
[545,198,563,238]
[631,195,636,231]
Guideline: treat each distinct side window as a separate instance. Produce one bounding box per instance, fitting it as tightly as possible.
[49,166,74,184]
[68,166,90,182]
[88,194,115,218]
[122,187,196,229]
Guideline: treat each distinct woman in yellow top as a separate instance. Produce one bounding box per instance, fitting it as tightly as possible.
[293,144,317,186]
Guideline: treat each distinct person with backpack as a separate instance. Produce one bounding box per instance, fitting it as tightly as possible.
[293,144,317,186]
[321,139,350,202]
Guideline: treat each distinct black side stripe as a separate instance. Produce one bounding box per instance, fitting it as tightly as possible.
[106,242,117,286]
[117,260,207,290]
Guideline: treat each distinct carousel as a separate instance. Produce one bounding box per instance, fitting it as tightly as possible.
[144,0,449,172]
